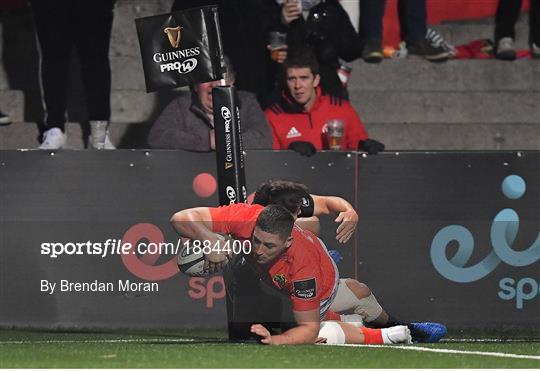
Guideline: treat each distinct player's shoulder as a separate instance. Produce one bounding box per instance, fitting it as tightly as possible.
[229,202,264,213]
[290,228,321,259]
[213,203,263,217]
[288,231,324,289]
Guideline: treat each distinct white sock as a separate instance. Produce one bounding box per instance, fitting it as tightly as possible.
[381,325,412,344]
[381,328,392,344]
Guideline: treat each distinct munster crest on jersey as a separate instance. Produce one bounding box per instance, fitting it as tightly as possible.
[273,273,287,289]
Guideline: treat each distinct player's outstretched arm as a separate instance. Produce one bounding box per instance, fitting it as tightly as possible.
[170,207,227,272]
[170,207,215,241]
[312,195,358,243]
[251,308,320,345]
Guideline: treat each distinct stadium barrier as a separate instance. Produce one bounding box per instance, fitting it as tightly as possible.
[0,150,538,331]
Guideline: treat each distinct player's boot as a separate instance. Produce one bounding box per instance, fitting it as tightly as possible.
[408,322,447,343]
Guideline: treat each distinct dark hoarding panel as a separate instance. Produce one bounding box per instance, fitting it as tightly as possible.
[356,152,539,330]
[0,151,226,329]
[0,150,355,329]
[0,150,537,331]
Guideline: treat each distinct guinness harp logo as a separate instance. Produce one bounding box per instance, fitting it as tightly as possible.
[164,26,182,48]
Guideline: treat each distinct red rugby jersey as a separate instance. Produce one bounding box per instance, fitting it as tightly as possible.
[210,203,338,311]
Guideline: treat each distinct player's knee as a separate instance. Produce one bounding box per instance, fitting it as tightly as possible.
[355,293,384,323]
[318,321,346,345]
[345,279,371,299]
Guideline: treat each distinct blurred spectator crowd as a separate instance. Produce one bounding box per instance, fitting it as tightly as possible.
[0,0,538,153]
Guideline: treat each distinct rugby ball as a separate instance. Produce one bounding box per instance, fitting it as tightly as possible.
[177,240,208,277]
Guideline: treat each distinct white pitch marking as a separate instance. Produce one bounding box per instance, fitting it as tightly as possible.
[0,338,197,345]
[444,338,537,343]
[332,344,540,360]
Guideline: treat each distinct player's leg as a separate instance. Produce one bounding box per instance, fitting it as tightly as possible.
[329,278,447,342]
[329,278,388,325]
[317,321,411,345]
[322,281,409,344]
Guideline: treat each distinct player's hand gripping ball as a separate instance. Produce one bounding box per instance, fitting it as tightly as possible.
[177,234,233,276]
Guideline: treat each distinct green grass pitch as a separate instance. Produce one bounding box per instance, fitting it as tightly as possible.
[0,329,539,368]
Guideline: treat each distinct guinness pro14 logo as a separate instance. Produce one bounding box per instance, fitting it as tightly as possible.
[153,25,200,74]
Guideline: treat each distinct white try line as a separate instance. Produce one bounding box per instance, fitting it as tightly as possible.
[333,344,540,360]
[444,338,540,343]
[0,338,197,345]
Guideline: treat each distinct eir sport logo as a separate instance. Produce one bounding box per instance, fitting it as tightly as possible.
[430,175,540,309]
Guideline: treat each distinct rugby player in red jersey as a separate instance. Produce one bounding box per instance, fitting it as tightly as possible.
[250,180,447,343]
[172,203,411,345]
[172,180,447,343]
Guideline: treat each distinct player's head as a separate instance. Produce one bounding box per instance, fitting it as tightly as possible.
[283,50,320,110]
[252,205,294,264]
[193,56,235,116]
[253,180,309,217]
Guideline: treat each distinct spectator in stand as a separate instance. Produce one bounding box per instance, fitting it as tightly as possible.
[0,110,11,125]
[359,0,449,63]
[30,0,116,149]
[265,0,362,99]
[171,0,272,104]
[265,51,384,156]
[495,0,540,60]
[148,58,272,151]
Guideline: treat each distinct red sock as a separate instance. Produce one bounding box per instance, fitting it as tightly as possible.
[360,327,384,344]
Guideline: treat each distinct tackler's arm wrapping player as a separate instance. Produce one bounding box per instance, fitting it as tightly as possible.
[170,179,357,273]
[252,180,358,243]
